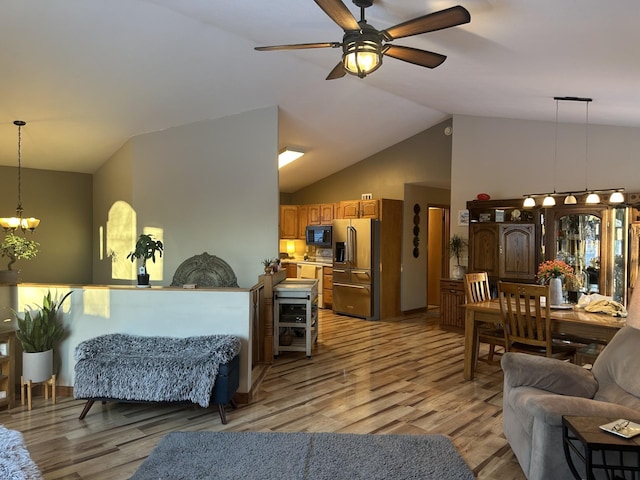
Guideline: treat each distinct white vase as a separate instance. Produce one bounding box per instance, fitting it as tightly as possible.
[23,350,53,383]
[451,265,466,280]
[549,277,563,306]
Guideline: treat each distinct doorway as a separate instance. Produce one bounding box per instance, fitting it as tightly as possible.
[427,206,449,306]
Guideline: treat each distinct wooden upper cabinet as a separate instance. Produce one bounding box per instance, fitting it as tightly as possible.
[469,223,536,281]
[320,203,334,224]
[308,204,321,225]
[339,200,379,219]
[279,205,298,239]
[360,199,379,218]
[297,205,308,239]
[308,203,333,225]
[340,200,360,219]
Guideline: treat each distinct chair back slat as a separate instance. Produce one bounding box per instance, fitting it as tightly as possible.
[464,272,491,303]
[498,281,551,354]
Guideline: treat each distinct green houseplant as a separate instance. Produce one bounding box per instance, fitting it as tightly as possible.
[127,234,164,286]
[0,232,39,283]
[15,290,72,383]
[449,234,468,280]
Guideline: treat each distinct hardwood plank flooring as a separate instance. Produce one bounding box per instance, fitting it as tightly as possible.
[0,309,526,479]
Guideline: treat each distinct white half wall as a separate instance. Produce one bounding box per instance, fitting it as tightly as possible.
[15,285,253,395]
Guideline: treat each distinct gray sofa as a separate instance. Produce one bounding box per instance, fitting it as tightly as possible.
[501,324,640,480]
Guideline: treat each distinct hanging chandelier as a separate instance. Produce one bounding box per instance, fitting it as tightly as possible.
[0,121,40,232]
[522,97,625,208]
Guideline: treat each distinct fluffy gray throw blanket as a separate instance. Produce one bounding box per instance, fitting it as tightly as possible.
[74,333,241,408]
[0,425,42,480]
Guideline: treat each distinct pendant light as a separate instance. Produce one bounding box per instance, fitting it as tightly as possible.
[581,99,601,204]
[609,190,625,204]
[0,121,40,232]
[542,98,561,208]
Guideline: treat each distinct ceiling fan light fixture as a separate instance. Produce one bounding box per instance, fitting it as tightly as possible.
[343,38,382,77]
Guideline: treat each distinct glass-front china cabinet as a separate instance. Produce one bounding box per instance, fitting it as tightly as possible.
[543,206,628,303]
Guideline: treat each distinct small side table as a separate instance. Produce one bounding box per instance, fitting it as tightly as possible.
[563,415,640,480]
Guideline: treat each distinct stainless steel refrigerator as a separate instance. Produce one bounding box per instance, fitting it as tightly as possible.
[332,218,380,320]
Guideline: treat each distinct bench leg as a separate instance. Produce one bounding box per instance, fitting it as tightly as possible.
[79,400,95,420]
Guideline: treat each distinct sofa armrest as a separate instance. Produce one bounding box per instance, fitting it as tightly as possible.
[502,352,598,398]
[529,394,640,427]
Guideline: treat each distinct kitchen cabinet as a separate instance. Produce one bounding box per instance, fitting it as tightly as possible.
[469,223,536,281]
[323,266,333,308]
[279,205,298,239]
[308,204,334,225]
[339,199,379,219]
[297,205,308,239]
[439,279,465,332]
[0,330,15,410]
[283,262,297,278]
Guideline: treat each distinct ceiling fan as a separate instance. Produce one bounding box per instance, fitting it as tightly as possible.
[255,0,470,80]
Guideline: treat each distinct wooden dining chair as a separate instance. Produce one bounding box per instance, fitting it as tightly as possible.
[498,281,576,361]
[464,272,505,365]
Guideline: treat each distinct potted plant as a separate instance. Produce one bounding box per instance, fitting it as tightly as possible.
[15,290,72,383]
[0,232,39,284]
[127,233,164,286]
[449,234,468,280]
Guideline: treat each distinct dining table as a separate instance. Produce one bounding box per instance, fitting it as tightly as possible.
[462,299,626,380]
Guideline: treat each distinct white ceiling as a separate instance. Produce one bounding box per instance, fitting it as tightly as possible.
[1,0,639,193]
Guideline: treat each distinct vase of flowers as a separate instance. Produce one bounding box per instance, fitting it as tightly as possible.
[537,259,574,306]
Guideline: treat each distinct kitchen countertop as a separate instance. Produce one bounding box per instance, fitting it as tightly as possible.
[283,260,332,266]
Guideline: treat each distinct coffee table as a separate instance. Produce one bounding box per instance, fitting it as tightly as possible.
[562,415,640,480]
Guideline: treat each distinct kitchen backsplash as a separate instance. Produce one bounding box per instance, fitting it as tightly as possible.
[278,240,332,262]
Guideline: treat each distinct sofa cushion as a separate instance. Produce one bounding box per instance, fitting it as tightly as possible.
[592,326,640,401]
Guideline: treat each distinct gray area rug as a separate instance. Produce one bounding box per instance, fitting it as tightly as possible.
[131,431,474,480]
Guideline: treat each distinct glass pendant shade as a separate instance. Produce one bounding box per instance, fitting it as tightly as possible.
[585,192,601,204]
[609,191,625,204]
[523,196,536,208]
[564,194,577,205]
[542,195,556,207]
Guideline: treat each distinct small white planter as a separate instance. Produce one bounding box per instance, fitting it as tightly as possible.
[23,350,53,383]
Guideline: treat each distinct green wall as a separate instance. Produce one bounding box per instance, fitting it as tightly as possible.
[0,166,93,284]
[288,119,453,204]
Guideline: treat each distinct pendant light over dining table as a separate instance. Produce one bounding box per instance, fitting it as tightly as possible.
[0,120,40,232]
[523,97,625,207]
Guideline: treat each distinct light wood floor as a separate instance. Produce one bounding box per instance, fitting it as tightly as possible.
[0,309,526,479]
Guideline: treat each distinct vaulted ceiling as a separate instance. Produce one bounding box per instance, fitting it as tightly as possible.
[1,0,638,193]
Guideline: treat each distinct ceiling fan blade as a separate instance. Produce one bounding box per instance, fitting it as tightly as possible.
[314,0,360,31]
[326,62,347,80]
[382,5,470,40]
[383,45,446,69]
[255,42,341,51]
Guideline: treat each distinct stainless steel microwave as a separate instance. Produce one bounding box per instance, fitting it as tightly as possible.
[305,225,332,247]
